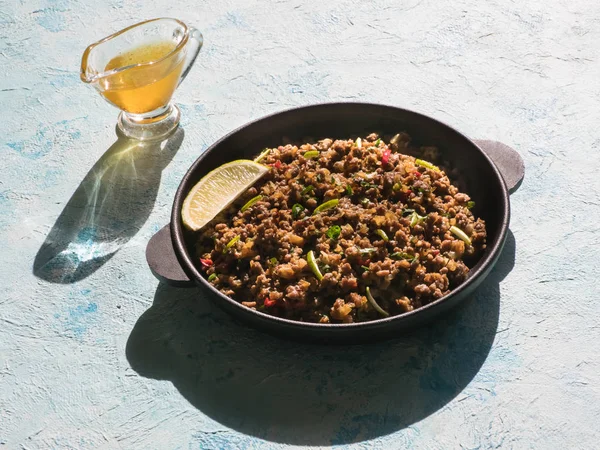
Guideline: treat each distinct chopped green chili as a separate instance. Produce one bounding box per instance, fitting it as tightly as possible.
[208,273,218,282]
[415,158,440,171]
[366,286,390,317]
[376,229,389,242]
[254,148,270,163]
[345,185,354,196]
[292,203,305,219]
[301,185,314,196]
[224,235,241,253]
[326,225,341,240]
[450,225,472,246]
[409,211,426,227]
[391,252,414,261]
[466,201,476,209]
[374,138,381,146]
[313,199,339,214]
[358,247,377,254]
[240,195,262,212]
[360,180,378,189]
[303,150,319,159]
[307,250,323,281]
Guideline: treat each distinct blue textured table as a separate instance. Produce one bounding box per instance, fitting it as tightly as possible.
[2,0,599,448]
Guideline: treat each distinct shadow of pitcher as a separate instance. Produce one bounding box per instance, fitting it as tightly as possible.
[33,128,184,284]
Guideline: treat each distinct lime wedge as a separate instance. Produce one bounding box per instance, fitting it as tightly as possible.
[181,160,269,231]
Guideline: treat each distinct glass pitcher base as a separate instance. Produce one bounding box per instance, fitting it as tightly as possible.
[117,104,181,141]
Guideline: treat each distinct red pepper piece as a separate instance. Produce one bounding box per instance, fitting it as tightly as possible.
[264,298,277,307]
[270,160,282,169]
[200,258,213,268]
[399,190,412,201]
[414,171,422,178]
[382,149,391,165]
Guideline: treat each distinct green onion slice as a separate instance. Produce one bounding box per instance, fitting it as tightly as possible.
[208,273,218,282]
[326,225,341,240]
[390,252,415,261]
[224,235,241,252]
[415,158,440,171]
[254,148,270,163]
[307,250,324,281]
[303,150,319,159]
[409,211,426,227]
[292,203,305,219]
[466,201,476,209]
[366,286,390,317]
[313,199,339,215]
[301,185,314,196]
[358,247,377,254]
[345,185,353,196]
[240,195,262,212]
[450,225,472,246]
[374,138,381,146]
[376,229,389,242]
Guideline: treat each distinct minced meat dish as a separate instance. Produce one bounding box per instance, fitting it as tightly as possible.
[195,132,486,323]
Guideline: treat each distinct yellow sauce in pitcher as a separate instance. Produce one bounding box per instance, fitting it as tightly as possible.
[100,41,184,114]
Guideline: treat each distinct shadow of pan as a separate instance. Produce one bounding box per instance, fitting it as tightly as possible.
[126,231,516,446]
[33,128,184,284]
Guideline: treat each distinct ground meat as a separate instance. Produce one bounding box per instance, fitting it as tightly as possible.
[196,133,487,323]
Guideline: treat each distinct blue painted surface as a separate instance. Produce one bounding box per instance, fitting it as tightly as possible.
[1,0,600,448]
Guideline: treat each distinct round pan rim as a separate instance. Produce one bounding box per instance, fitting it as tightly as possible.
[170,101,510,331]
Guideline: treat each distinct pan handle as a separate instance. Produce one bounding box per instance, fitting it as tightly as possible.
[473,140,524,194]
[146,224,195,287]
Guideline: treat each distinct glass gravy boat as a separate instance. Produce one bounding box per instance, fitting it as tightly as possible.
[81,18,203,140]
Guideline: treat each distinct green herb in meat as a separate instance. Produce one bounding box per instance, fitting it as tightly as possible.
[326,225,341,240]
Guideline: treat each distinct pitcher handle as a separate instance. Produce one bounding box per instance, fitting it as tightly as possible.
[179,27,203,86]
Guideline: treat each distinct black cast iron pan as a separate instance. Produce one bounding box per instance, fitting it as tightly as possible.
[146,103,524,343]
